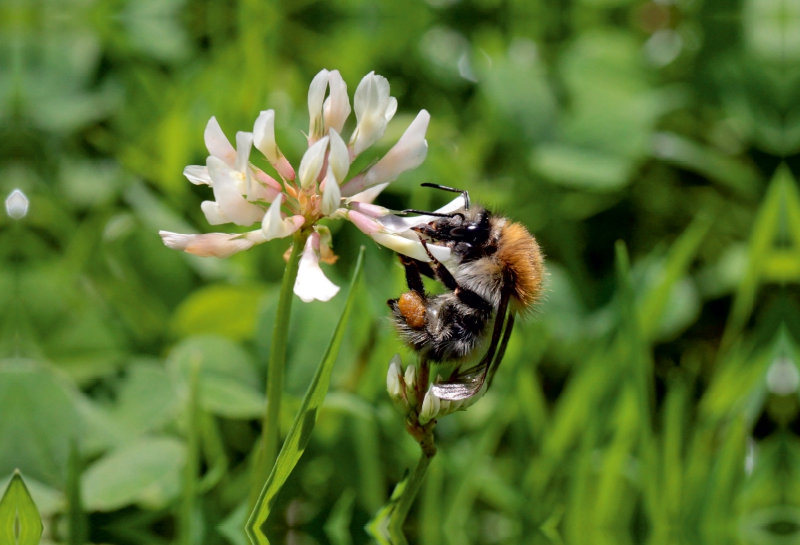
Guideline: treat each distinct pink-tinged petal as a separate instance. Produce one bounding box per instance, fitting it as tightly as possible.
[341,110,429,198]
[294,233,340,302]
[235,131,254,173]
[261,195,305,240]
[207,156,264,226]
[347,182,389,203]
[184,165,211,186]
[369,232,447,262]
[347,201,391,218]
[345,209,383,235]
[253,110,296,181]
[328,128,350,183]
[323,70,351,135]
[351,72,393,156]
[320,166,341,216]
[201,200,230,225]
[298,136,329,190]
[159,230,266,258]
[204,117,237,168]
[250,167,283,202]
[308,69,330,142]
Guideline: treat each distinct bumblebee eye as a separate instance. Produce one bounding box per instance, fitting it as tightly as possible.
[449,224,480,239]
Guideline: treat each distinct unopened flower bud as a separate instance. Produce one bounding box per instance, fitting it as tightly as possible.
[418,385,440,425]
[387,355,403,399]
[5,189,28,219]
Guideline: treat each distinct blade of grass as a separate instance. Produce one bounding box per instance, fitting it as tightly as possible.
[246,246,365,534]
[638,212,712,341]
[614,242,660,528]
[180,359,201,545]
[0,470,44,545]
[67,439,87,545]
[722,166,788,350]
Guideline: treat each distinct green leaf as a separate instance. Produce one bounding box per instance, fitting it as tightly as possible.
[247,247,366,533]
[171,284,269,341]
[81,436,185,511]
[0,470,44,545]
[0,362,79,487]
[167,335,265,418]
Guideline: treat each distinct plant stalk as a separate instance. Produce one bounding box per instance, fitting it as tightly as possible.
[249,228,310,508]
[389,448,435,533]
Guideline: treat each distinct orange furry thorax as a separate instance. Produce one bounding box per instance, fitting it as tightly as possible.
[496,221,545,313]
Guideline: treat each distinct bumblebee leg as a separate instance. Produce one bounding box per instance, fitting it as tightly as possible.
[419,239,492,312]
[398,254,426,295]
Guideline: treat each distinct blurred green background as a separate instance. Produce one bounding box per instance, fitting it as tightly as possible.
[1,0,799,543]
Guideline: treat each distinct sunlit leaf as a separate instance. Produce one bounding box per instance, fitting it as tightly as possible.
[0,471,44,545]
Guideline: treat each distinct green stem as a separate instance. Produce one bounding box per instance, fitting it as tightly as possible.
[249,229,310,508]
[389,449,435,533]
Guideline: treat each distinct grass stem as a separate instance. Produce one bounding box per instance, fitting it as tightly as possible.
[249,229,310,509]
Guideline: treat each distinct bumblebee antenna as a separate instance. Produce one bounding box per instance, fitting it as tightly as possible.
[420,183,470,210]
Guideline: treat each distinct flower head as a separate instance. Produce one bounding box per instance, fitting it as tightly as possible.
[160,69,448,302]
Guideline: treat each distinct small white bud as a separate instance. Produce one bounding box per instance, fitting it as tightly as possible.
[418,385,440,425]
[767,356,799,395]
[387,355,403,399]
[404,364,416,390]
[5,189,28,219]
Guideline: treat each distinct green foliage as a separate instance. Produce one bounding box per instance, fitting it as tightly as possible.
[2,0,799,543]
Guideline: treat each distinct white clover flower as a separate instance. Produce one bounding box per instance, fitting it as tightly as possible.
[160,69,445,302]
[5,189,28,219]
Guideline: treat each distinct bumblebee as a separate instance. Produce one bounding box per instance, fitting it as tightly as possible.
[388,184,545,401]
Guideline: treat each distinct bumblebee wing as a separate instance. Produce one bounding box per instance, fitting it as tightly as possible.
[432,291,513,401]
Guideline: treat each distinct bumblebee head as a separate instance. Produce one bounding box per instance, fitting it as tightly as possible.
[412,208,493,257]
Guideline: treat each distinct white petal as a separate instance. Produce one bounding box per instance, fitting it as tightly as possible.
[5,189,28,219]
[347,182,389,203]
[183,165,212,185]
[351,72,393,156]
[253,110,296,181]
[294,233,340,303]
[207,156,264,226]
[320,166,341,216]
[340,110,429,197]
[385,97,397,121]
[370,232,450,262]
[323,70,351,135]
[308,69,330,141]
[328,128,350,183]
[297,136,329,190]
[204,117,237,168]
[261,195,305,241]
[235,131,254,173]
[159,230,266,258]
[201,200,230,225]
